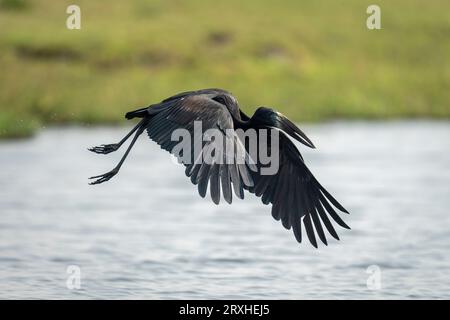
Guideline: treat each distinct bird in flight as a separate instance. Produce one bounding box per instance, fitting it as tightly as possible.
[89,88,350,247]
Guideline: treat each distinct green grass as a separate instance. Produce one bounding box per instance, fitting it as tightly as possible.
[0,0,449,138]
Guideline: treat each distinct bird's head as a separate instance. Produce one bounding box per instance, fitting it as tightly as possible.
[251,107,315,148]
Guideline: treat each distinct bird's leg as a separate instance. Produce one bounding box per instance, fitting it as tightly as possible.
[89,122,146,185]
[88,120,145,154]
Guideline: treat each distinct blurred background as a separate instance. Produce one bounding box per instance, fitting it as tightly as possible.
[0,0,449,137]
[0,0,449,299]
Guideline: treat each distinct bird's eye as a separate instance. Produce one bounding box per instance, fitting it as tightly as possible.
[212,96,226,106]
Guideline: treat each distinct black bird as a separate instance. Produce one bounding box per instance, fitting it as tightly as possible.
[89,88,350,247]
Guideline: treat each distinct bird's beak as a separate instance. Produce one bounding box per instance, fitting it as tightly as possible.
[277,113,315,148]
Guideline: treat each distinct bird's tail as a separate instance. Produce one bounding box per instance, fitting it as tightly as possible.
[125,107,149,120]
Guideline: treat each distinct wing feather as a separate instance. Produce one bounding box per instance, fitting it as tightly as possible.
[145,94,254,204]
[245,129,350,247]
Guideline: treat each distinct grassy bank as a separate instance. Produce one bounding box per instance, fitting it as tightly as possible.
[0,0,449,138]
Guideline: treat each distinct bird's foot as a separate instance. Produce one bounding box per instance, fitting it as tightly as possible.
[89,168,118,185]
[88,144,119,154]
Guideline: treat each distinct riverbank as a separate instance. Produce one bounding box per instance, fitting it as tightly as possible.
[0,0,449,138]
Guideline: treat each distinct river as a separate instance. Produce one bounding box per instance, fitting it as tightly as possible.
[0,121,449,299]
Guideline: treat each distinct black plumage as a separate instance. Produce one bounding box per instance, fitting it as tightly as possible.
[89,88,350,247]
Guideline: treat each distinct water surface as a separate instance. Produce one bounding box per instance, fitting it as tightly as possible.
[0,121,449,299]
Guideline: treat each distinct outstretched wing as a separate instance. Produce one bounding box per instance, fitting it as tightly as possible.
[145,94,255,204]
[247,131,350,247]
